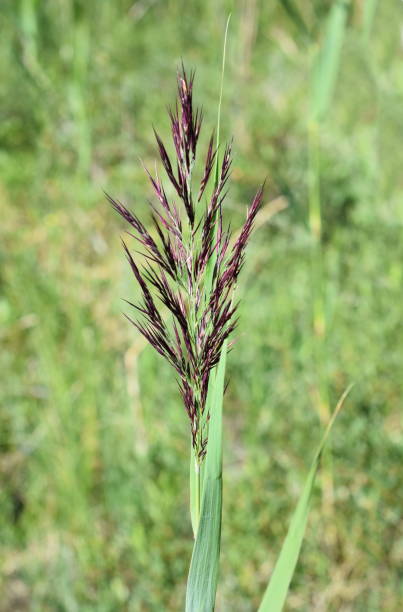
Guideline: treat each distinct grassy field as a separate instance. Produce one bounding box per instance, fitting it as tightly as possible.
[1,1,403,610]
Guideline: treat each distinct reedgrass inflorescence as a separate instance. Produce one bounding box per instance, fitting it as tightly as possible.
[109,59,349,611]
[108,67,263,465]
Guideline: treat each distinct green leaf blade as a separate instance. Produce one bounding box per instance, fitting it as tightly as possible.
[311,0,349,123]
[258,386,352,612]
[185,346,227,612]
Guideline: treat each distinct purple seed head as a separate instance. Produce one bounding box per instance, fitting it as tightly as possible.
[110,68,264,461]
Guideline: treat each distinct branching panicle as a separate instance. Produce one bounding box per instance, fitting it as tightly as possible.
[111,68,263,461]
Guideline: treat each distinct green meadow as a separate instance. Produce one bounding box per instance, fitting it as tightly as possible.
[1,1,403,609]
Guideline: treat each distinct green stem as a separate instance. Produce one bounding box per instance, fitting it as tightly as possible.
[190,449,201,538]
[308,120,321,243]
[308,119,335,525]
[195,460,200,531]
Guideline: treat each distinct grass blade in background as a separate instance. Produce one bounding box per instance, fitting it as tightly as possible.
[279,0,310,39]
[362,0,378,42]
[308,0,349,524]
[186,346,227,612]
[69,18,92,176]
[309,0,349,237]
[258,385,353,612]
[311,0,349,123]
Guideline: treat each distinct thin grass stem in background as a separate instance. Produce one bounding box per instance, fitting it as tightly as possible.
[69,14,92,175]
[362,0,378,42]
[308,0,349,524]
[19,0,49,88]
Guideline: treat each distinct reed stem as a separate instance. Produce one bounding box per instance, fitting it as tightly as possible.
[195,460,201,533]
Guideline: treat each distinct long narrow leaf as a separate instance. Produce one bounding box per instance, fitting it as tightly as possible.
[258,385,353,612]
[362,0,377,41]
[311,0,349,122]
[186,346,227,612]
[280,0,310,39]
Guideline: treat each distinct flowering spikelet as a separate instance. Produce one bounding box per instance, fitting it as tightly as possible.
[109,67,263,462]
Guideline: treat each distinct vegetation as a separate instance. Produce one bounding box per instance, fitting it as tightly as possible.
[1,1,403,610]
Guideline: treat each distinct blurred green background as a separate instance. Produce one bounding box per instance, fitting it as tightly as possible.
[1,0,403,610]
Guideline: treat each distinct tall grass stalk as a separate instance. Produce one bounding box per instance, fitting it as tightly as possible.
[111,44,263,612]
[308,0,348,519]
[19,0,38,70]
[69,15,91,175]
[111,16,350,610]
[190,14,231,541]
[362,0,378,41]
[19,0,48,88]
